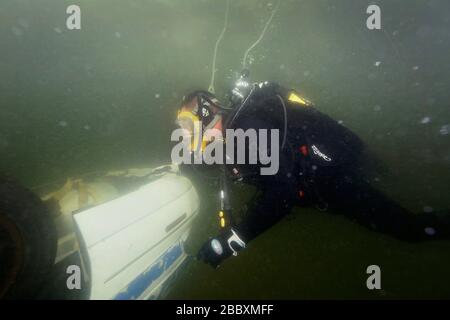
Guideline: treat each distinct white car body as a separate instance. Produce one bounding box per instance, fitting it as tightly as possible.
[49,165,199,299]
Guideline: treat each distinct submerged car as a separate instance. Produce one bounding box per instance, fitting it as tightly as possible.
[0,164,199,299]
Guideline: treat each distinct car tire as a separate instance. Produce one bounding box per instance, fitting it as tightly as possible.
[0,175,57,299]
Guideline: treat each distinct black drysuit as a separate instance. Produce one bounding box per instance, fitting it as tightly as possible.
[222,83,449,244]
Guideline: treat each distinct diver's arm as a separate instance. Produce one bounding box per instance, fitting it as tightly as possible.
[197,180,295,268]
[234,183,294,243]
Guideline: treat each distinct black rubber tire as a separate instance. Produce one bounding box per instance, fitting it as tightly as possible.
[0,175,57,299]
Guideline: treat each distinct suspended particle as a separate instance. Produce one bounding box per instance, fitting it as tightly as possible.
[424,227,436,236]
[439,125,449,135]
[420,117,431,124]
[423,206,434,213]
[11,26,23,36]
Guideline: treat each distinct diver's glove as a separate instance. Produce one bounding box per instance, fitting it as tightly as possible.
[197,228,246,268]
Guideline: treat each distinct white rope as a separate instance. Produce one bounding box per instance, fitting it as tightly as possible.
[208,0,231,94]
[242,0,281,69]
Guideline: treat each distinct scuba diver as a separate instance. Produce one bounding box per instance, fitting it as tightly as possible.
[174,74,450,269]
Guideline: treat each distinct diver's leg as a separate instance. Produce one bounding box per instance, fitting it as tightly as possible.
[325,179,450,242]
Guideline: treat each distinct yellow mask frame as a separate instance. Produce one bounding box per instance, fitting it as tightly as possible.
[176,110,208,152]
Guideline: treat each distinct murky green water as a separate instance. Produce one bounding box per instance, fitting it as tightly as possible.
[1,0,449,299]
